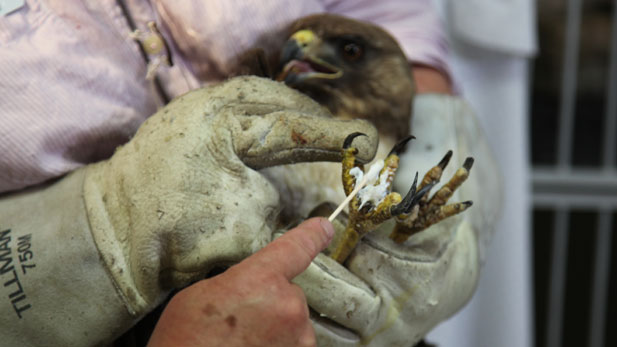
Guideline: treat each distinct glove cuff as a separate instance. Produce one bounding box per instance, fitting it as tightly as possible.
[0,169,137,345]
[83,161,154,315]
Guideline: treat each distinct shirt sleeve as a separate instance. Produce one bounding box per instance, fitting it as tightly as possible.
[321,0,451,76]
[0,1,159,194]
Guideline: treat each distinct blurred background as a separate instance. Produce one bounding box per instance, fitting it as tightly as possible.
[429,0,615,346]
[532,0,616,347]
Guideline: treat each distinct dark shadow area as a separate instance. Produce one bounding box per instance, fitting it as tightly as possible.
[531,0,614,167]
[562,210,597,347]
[533,208,555,347]
[572,2,612,167]
[605,212,617,347]
[530,3,565,166]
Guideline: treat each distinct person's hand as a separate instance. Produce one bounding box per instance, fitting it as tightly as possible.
[148,218,334,347]
[83,76,378,315]
[293,95,502,346]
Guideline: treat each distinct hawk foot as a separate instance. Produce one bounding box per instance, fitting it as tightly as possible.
[326,134,475,263]
[330,134,422,263]
[389,152,474,244]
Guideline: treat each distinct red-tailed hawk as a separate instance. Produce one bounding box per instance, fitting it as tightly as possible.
[237,13,473,263]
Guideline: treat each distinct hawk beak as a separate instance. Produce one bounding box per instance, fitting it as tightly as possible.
[277,29,343,84]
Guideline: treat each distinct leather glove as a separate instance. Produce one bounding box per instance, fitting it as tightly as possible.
[0,76,378,346]
[293,94,503,346]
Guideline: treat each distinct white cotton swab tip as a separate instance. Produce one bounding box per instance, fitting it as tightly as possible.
[328,159,385,222]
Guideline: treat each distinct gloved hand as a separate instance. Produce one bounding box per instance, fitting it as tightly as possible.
[292,94,503,346]
[0,76,378,346]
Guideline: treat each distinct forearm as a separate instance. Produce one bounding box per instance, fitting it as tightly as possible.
[412,64,452,94]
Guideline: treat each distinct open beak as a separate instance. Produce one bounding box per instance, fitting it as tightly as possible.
[276,29,343,84]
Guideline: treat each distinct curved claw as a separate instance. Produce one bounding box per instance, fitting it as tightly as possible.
[388,135,415,156]
[342,132,367,149]
[463,157,474,171]
[415,182,436,202]
[391,172,418,216]
[391,173,437,216]
[438,150,454,169]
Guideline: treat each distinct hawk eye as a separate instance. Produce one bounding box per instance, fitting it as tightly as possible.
[341,41,364,61]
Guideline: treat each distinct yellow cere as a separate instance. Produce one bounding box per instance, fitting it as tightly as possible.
[291,29,316,45]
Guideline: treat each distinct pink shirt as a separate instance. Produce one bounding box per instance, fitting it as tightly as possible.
[0,0,448,193]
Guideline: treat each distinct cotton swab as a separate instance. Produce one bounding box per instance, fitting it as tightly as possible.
[328,159,385,222]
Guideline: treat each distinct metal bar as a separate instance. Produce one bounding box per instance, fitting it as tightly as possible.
[533,168,617,189]
[557,0,583,169]
[603,2,617,169]
[588,211,613,347]
[532,168,617,208]
[546,208,570,347]
[533,194,617,209]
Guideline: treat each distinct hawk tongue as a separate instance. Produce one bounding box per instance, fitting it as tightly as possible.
[287,60,314,73]
[276,59,315,81]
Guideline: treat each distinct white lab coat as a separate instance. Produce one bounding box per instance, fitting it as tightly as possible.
[428,1,536,346]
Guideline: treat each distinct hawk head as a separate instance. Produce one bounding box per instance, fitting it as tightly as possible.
[276,14,415,140]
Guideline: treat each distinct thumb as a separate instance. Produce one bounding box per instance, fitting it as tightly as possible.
[242,218,335,280]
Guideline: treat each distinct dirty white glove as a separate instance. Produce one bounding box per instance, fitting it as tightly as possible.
[0,76,378,346]
[294,94,503,346]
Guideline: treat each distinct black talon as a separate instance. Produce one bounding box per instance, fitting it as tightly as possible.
[438,150,454,169]
[402,172,419,206]
[391,179,436,216]
[343,132,367,149]
[463,157,474,171]
[463,200,473,207]
[388,135,415,156]
[390,202,406,217]
[414,181,436,204]
[391,172,419,216]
